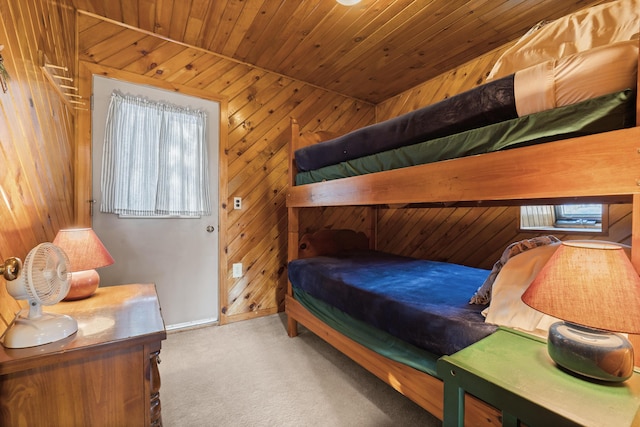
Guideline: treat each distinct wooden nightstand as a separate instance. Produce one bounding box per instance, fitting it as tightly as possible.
[437,328,640,427]
[0,284,166,426]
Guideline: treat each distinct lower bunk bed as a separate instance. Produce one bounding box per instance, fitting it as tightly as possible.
[285,230,560,425]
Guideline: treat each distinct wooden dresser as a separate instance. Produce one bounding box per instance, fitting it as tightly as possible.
[0,284,166,426]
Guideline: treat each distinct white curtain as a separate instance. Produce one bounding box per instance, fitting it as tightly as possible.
[101,91,211,217]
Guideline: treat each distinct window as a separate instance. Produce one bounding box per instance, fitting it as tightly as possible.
[101,91,211,217]
[554,205,601,226]
[519,204,607,234]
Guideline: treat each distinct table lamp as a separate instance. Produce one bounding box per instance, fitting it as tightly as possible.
[521,241,640,382]
[53,228,114,301]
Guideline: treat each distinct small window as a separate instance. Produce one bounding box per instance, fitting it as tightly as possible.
[555,205,601,225]
[519,204,607,234]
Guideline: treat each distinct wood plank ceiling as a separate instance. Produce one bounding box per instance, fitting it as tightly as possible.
[70,0,608,104]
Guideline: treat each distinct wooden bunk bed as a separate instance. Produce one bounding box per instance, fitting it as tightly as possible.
[286,124,640,425]
[285,2,640,424]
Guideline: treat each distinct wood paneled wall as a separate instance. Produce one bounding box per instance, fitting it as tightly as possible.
[374,47,633,269]
[75,12,375,324]
[0,0,76,337]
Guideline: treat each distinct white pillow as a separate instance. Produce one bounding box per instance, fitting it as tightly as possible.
[514,39,639,116]
[484,243,561,334]
[487,0,640,81]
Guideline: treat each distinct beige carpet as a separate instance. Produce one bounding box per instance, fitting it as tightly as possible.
[159,313,442,427]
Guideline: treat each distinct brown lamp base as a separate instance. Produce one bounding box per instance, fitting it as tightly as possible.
[64,269,100,301]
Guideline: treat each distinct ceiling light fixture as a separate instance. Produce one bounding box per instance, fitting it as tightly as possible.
[337,0,361,5]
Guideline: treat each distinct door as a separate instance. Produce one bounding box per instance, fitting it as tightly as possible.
[91,75,219,329]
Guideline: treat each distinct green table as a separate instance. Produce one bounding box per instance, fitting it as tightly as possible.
[437,328,640,427]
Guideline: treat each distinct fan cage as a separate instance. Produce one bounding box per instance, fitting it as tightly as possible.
[23,243,71,305]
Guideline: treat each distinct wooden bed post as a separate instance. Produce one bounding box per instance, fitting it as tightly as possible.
[630,194,640,367]
[629,41,640,367]
[368,206,377,250]
[287,118,301,337]
[287,207,299,337]
[631,193,640,286]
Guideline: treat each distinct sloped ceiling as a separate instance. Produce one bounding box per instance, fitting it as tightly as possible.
[71,0,607,103]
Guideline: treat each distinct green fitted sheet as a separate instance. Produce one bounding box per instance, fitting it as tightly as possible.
[293,288,440,377]
[296,89,635,185]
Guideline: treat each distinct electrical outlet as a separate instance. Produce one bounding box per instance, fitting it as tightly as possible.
[232,263,243,278]
[234,197,242,210]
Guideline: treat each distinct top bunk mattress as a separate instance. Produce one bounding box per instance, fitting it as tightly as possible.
[287,250,498,356]
[295,74,518,172]
[296,89,635,185]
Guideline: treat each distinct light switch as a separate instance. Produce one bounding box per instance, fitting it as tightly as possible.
[232,263,242,278]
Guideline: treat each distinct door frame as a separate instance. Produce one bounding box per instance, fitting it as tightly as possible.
[75,62,229,323]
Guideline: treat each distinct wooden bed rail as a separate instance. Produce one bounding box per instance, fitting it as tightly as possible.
[287,126,640,208]
[286,294,502,425]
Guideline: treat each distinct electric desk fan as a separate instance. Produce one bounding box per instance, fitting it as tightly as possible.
[1,243,78,348]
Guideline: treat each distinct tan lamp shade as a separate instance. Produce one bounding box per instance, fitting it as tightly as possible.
[53,228,114,300]
[521,241,640,334]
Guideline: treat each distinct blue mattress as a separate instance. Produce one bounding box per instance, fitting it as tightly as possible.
[287,250,498,356]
